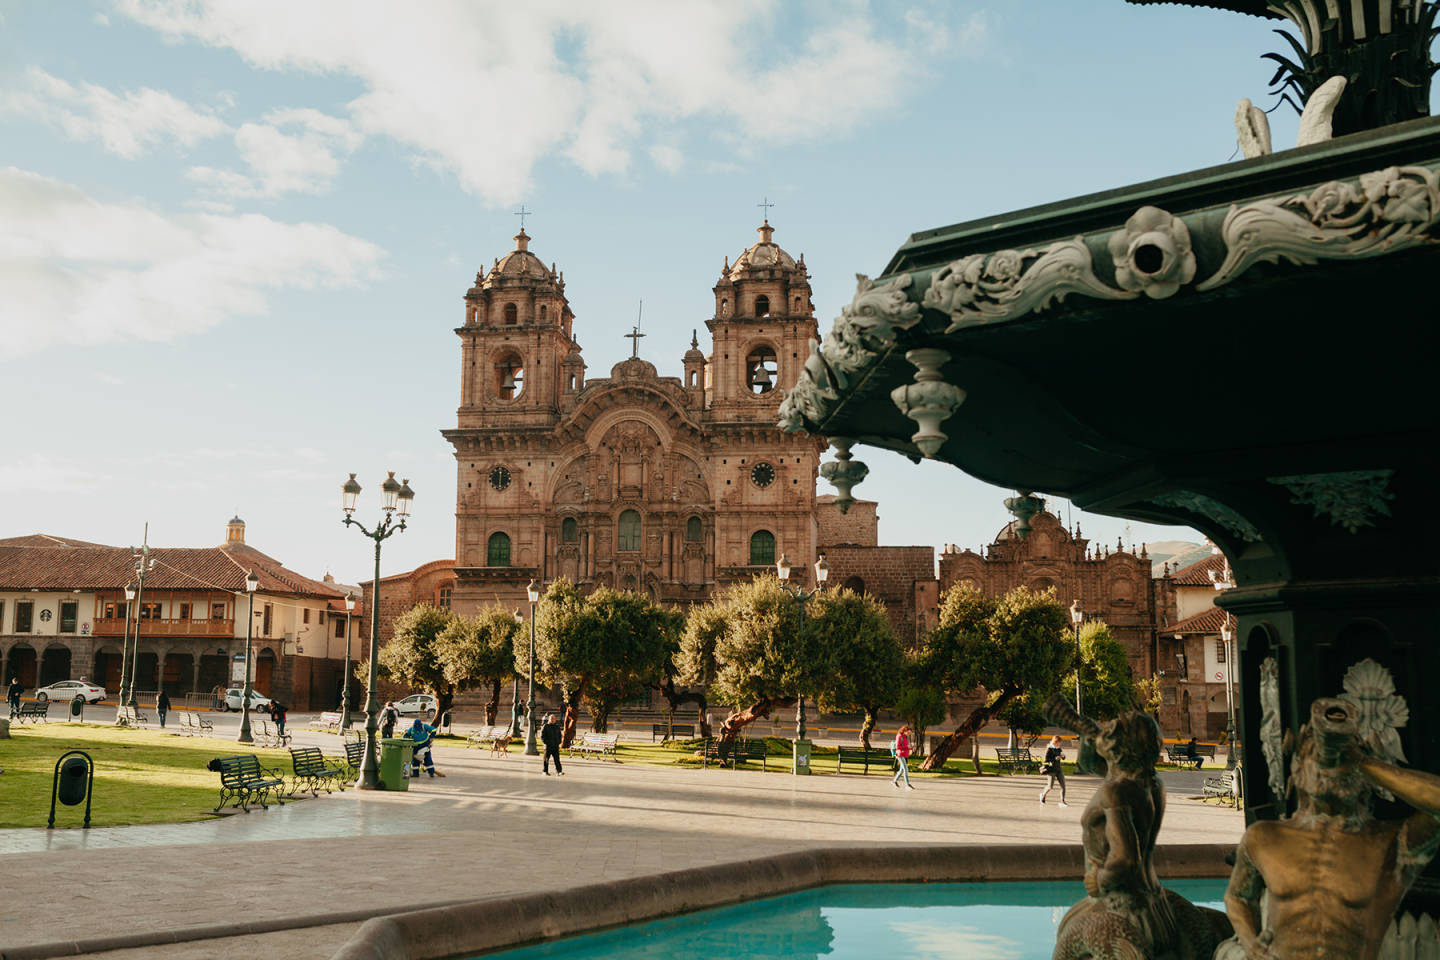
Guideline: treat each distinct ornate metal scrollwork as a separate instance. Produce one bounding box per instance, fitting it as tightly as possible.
[889,348,965,458]
[1268,469,1395,534]
[1148,490,1261,542]
[1107,205,1196,299]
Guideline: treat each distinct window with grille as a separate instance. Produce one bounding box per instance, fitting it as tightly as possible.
[14,601,32,633]
[749,530,775,566]
[1216,639,1226,663]
[438,585,453,609]
[488,532,511,566]
[60,600,78,633]
[618,510,641,552]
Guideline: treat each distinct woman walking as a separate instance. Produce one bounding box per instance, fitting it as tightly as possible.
[891,724,915,790]
[1039,735,1069,807]
[156,690,170,728]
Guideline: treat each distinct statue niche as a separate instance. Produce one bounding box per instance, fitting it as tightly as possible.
[603,421,660,498]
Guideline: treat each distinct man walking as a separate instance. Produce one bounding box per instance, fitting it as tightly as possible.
[7,677,23,717]
[541,713,563,776]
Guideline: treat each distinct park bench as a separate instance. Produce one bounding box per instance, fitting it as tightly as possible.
[179,712,214,735]
[836,746,894,775]
[255,720,292,748]
[731,739,770,771]
[342,738,366,777]
[211,754,287,812]
[288,746,348,797]
[652,722,696,742]
[115,705,149,727]
[318,711,343,731]
[569,732,619,761]
[466,724,512,750]
[995,747,1040,774]
[15,701,50,722]
[1203,768,1240,807]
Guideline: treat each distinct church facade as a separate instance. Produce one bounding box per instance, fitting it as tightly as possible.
[441,222,831,612]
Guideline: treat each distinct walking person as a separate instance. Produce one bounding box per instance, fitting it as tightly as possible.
[891,724,914,790]
[407,717,445,777]
[380,701,399,739]
[1039,735,1069,807]
[7,677,22,717]
[272,701,287,738]
[156,690,170,728]
[541,713,564,776]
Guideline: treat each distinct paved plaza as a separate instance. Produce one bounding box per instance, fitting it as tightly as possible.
[0,715,1245,960]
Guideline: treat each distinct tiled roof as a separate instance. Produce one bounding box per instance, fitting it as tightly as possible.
[0,533,113,548]
[1169,606,1229,635]
[1171,552,1228,585]
[0,537,343,599]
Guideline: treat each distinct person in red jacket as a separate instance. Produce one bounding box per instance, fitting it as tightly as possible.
[891,724,914,790]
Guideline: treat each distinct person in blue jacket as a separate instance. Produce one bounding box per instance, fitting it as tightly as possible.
[407,718,445,777]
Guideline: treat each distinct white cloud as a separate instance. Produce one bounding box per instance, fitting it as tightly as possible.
[0,453,109,495]
[191,107,363,198]
[116,0,976,204]
[649,144,684,174]
[0,66,227,158]
[0,166,384,357]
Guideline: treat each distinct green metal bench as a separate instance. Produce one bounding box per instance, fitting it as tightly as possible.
[211,754,286,812]
[836,746,894,775]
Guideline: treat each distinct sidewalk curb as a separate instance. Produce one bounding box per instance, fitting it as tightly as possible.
[330,842,1234,960]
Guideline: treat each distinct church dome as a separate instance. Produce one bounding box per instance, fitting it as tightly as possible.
[727,221,800,279]
[486,230,553,284]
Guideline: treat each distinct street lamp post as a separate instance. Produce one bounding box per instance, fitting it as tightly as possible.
[237,570,260,743]
[1221,617,1238,771]
[113,582,136,721]
[1069,600,1084,715]
[523,580,540,756]
[126,532,154,708]
[342,471,415,790]
[509,609,525,738]
[339,592,357,730]
[776,553,828,773]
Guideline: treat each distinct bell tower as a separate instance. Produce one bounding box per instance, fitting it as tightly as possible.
[705,220,816,418]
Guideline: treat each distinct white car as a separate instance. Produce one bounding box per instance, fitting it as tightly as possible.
[395,694,436,716]
[223,688,273,712]
[33,679,108,703]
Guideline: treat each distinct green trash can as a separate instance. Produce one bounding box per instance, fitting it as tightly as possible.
[792,738,813,775]
[379,738,414,791]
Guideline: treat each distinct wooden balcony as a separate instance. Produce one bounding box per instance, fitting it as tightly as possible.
[91,617,236,638]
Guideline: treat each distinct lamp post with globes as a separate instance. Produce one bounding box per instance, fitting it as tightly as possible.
[126,534,154,708]
[509,609,525,739]
[113,582,136,722]
[1069,600,1084,715]
[1221,616,1239,771]
[339,592,357,730]
[341,471,415,790]
[775,553,829,774]
[236,570,260,744]
[523,579,541,756]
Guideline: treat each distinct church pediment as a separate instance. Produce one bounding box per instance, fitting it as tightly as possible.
[560,382,703,446]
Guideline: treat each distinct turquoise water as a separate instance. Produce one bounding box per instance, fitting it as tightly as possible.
[480,879,1229,959]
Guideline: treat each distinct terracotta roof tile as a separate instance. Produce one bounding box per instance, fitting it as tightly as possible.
[1171,553,1228,586]
[0,537,343,599]
[1169,606,1229,634]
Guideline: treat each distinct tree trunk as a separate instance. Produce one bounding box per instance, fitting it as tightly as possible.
[560,683,584,748]
[919,689,1017,771]
[656,678,709,739]
[860,707,877,750]
[591,704,610,732]
[484,678,501,725]
[718,698,778,743]
[430,684,456,730]
[696,701,711,738]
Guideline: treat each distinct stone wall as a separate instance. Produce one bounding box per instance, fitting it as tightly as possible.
[816,496,878,547]
[821,545,936,645]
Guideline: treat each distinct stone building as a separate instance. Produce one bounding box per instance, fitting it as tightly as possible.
[938,507,1162,681]
[1162,551,1235,739]
[442,221,830,611]
[0,520,354,710]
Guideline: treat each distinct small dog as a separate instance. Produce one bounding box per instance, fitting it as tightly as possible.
[491,734,511,757]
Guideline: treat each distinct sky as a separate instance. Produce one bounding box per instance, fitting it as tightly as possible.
[0,1,1310,584]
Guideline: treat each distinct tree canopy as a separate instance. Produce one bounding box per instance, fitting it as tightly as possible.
[809,587,903,749]
[434,605,520,725]
[1065,620,1136,721]
[377,603,457,718]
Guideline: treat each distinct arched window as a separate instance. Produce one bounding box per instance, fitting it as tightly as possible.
[504,303,518,325]
[749,530,775,566]
[562,517,578,542]
[539,304,548,320]
[754,294,770,317]
[487,532,511,567]
[687,370,697,387]
[843,575,865,594]
[496,353,524,400]
[745,345,777,394]
[794,296,802,313]
[618,510,641,552]
[685,516,702,541]
[720,297,728,315]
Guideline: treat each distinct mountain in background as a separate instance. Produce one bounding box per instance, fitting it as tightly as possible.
[1146,540,1211,576]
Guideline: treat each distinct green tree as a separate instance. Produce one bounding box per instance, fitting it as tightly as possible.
[683,576,821,743]
[1062,620,1136,721]
[376,603,456,720]
[918,585,1071,771]
[657,601,724,738]
[810,587,903,749]
[1133,673,1163,720]
[433,605,519,725]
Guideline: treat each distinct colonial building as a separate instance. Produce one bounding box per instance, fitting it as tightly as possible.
[939,507,1163,681]
[1163,551,1236,739]
[441,221,832,611]
[0,520,356,709]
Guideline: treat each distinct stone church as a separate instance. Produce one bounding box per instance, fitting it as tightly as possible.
[440,220,836,613]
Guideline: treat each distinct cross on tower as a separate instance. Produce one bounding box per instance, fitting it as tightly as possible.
[625,325,646,359]
[756,196,774,221]
[514,205,532,230]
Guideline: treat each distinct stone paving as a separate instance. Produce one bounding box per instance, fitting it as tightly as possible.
[0,715,1244,960]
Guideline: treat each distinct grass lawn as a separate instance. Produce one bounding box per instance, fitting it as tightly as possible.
[0,723,296,829]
